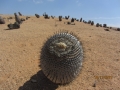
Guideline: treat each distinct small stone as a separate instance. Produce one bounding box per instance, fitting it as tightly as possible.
[31,79,37,83]
[93,82,96,87]
[104,29,109,31]
[116,59,119,61]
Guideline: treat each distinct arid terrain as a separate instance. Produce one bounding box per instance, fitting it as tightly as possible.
[0,14,120,90]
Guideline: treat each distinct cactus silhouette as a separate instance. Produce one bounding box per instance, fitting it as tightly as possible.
[40,31,83,84]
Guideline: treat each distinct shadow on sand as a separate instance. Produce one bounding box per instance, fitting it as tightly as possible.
[4,29,12,30]
[18,70,58,90]
[4,28,19,30]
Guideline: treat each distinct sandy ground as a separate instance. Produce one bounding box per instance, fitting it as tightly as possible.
[0,15,120,90]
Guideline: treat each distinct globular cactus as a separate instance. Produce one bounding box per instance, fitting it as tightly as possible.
[21,18,25,21]
[35,14,40,18]
[44,14,50,19]
[88,20,91,24]
[91,21,94,25]
[0,16,5,24]
[103,24,107,28]
[71,18,74,22]
[96,23,99,27]
[80,18,82,22]
[8,22,20,29]
[117,28,120,31]
[18,12,22,16]
[40,31,83,84]
[99,24,102,27]
[59,16,62,21]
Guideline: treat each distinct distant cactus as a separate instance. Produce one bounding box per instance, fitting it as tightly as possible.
[18,12,22,16]
[51,15,54,19]
[26,16,28,20]
[0,16,5,24]
[99,24,102,27]
[96,23,99,27]
[40,31,83,84]
[110,27,112,29]
[21,18,25,21]
[59,16,62,21]
[35,14,40,18]
[103,24,107,28]
[80,18,82,22]
[44,14,50,19]
[88,20,91,24]
[8,22,20,29]
[65,16,69,19]
[14,13,22,24]
[84,21,87,24]
[117,28,120,31]
[71,18,74,22]
[91,21,94,25]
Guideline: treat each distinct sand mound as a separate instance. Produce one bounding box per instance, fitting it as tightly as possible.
[0,14,120,90]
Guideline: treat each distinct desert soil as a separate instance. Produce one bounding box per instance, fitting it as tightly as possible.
[0,15,120,90]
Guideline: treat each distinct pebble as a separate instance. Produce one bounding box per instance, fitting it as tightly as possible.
[31,79,37,83]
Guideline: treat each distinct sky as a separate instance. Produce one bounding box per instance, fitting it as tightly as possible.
[0,0,120,27]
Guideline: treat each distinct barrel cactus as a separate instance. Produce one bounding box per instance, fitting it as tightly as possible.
[0,16,5,24]
[35,14,40,18]
[59,16,62,21]
[91,21,94,25]
[71,18,74,22]
[8,22,20,29]
[40,31,83,84]
[96,23,99,27]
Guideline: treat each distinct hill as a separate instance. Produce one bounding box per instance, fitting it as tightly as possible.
[0,14,120,90]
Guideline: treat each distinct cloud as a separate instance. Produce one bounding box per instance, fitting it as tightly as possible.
[33,0,43,4]
[47,0,54,1]
[75,0,81,7]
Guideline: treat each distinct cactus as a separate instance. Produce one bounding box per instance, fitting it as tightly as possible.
[96,23,99,27]
[8,22,20,29]
[44,14,50,19]
[71,18,74,22]
[88,20,91,24]
[18,12,22,16]
[117,28,120,31]
[14,13,22,24]
[40,31,83,84]
[65,16,69,20]
[21,18,25,21]
[59,16,62,21]
[103,24,107,28]
[35,14,40,18]
[80,18,82,22]
[0,16,5,24]
[99,24,102,27]
[91,21,94,25]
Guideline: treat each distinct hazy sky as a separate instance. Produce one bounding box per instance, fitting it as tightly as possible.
[0,0,120,27]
